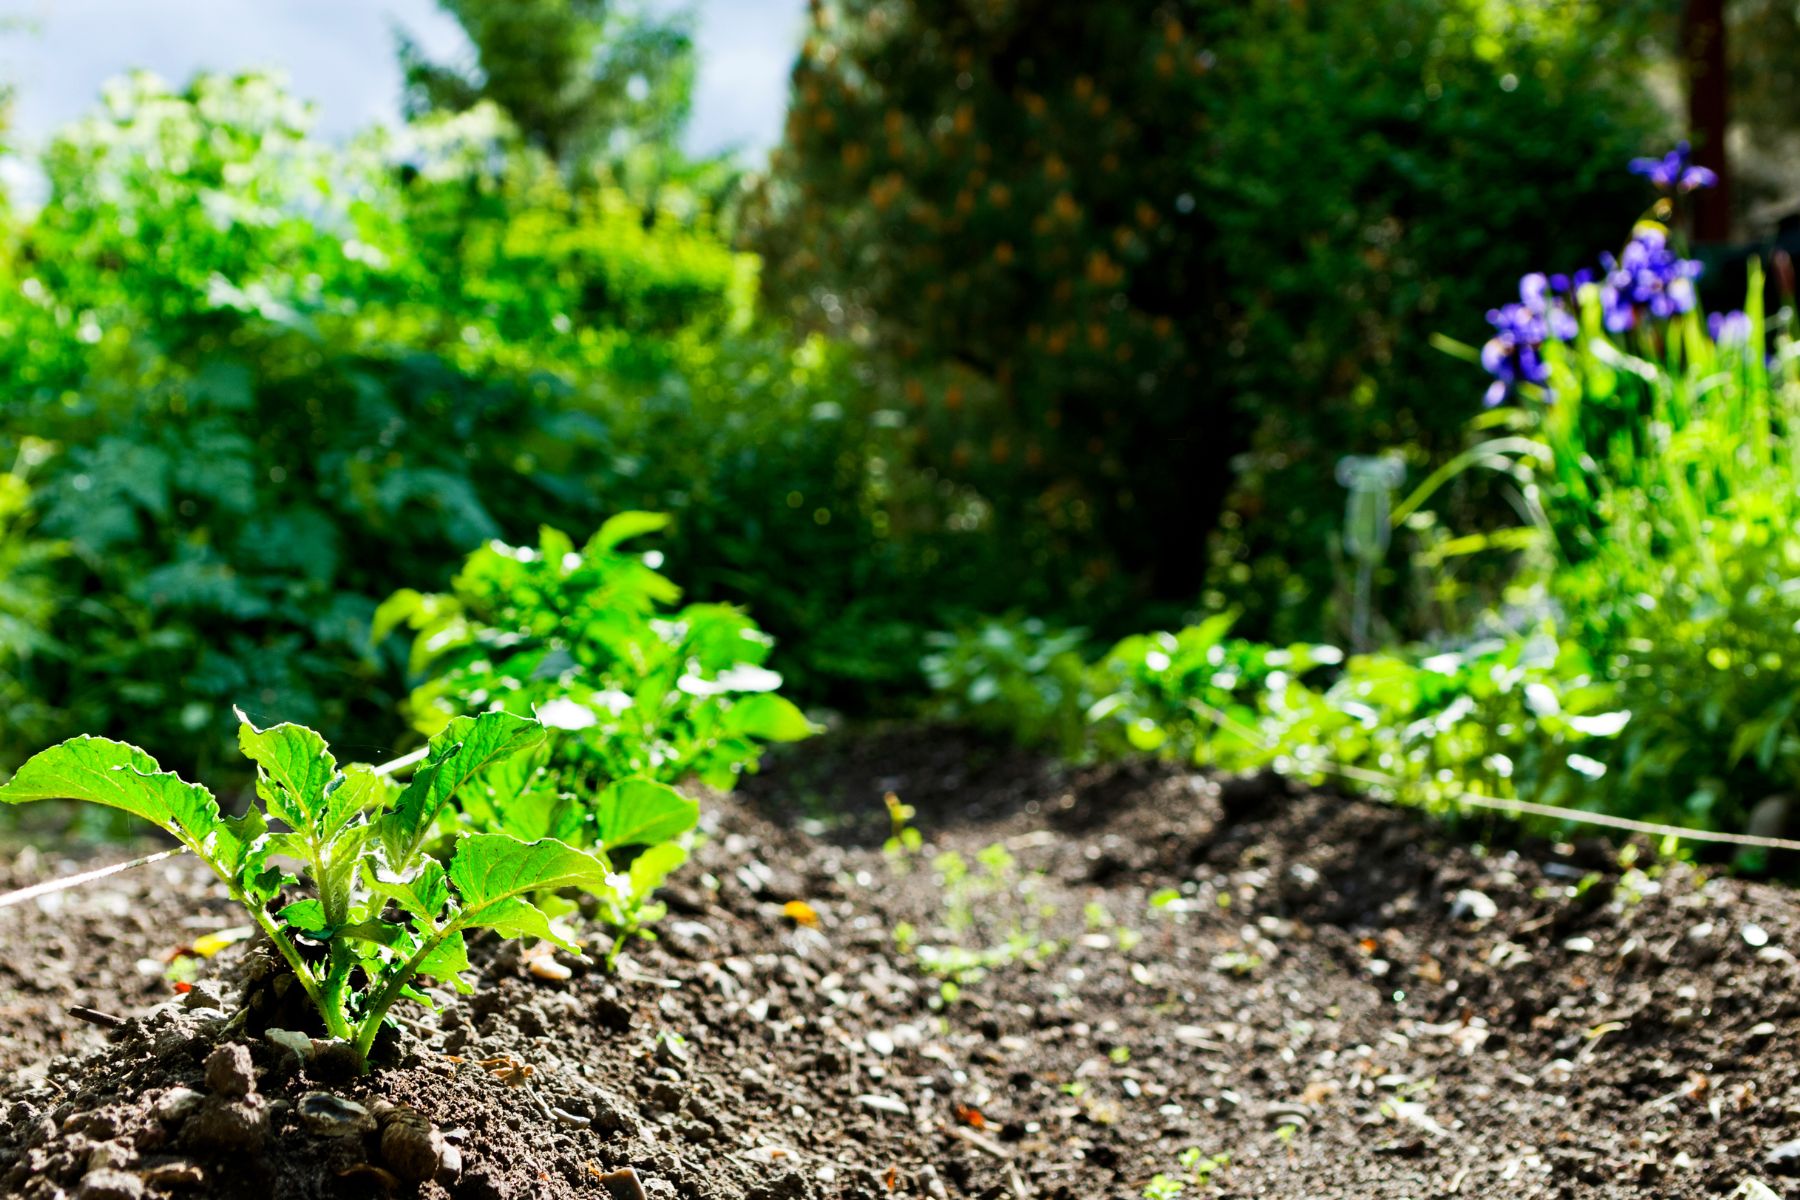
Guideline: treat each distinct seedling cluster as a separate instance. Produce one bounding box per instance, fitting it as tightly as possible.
[0,514,816,1066]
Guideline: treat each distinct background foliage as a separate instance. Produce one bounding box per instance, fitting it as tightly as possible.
[746,0,1664,641]
[20,0,1800,858]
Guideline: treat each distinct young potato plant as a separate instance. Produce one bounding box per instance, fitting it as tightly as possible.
[376,513,817,956]
[376,512,816,793]
[0,709,613,1063]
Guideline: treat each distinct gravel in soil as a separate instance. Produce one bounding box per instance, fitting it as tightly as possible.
[3,727,1800,1199]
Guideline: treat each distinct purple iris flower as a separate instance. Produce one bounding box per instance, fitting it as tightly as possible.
[1480,272,1575,406]
[1629,141,1719,193]
[1708,310,1752,347]
[1597,227,1702,333]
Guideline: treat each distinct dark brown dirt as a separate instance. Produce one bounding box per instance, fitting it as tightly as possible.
[3,727,1800,1200]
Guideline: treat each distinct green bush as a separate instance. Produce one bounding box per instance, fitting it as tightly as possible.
[377,513,816,795]
[0,73,950,775]
[923,613,1627,823]
[750,0,1664,639]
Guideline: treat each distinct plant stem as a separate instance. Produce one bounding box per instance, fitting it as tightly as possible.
[351,931,449,1061]
[239,894,349,1040]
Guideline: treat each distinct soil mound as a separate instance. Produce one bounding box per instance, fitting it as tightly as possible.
[3,729,1798,1199]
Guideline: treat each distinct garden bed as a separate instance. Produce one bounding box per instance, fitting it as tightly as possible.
[2,729,1797,1200]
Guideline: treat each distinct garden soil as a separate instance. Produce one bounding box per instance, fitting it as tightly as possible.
[2,728,1799,1199]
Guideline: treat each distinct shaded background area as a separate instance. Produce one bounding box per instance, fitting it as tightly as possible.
[0,0,1797,843]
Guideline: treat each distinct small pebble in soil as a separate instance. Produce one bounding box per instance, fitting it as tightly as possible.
[181,1095,269,1152]
[297,1091,374,1137]
[374,1100,454,1184]
[529,956,573,982]
[1766,1139,1800,1176]
[595,1166,650,1200]
[141,1162,204,1189]
[263,1028,312,1062]
[1450,890,1498,923]
[75,1167,143,1200]
[85,1141,133,1172]
[180,980,228,1012]
[152,1088,203,1124]
[202,1043,256,1098]
[857,1094,909,1116]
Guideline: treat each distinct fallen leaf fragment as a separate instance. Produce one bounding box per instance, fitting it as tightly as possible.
[783,899,820,927]
[954,1103,986,1130]
[192,925,254,958]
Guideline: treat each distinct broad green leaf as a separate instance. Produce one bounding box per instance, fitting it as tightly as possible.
[372,859,450,925]
[316,825,373,918]
[538,525,576,565]
[495,784,584,844]
[236,712,337,831]
[592,779,698,849]
[448,834,611,909]
[278,899,330,937]
[627,842,688,898]
[338,918,411,949]
[0,736,232,860]
[370,588,424,644]
[722,693,817,742]
[447,834,607,954]
[219,809,275,893]
[322,765,396,841]
[384,712,546,857]
[453,895,582,954]
[589,511,670,551]
[415,931,473,990]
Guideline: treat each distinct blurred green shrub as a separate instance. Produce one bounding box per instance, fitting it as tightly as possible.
[0,72,996,777]
[923,613,1626,823]
[1459,231,1800,835]
[937,155,1800,851]
[0,442,60,767]
[749,0,1665,641]
[1197,0,1664,642]
[922,618,1092,758]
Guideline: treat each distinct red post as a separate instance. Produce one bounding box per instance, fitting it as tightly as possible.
[1682,0,1731,242]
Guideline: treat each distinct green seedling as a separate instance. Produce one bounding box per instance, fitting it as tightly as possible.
[883,790,922,861]
[376,514,817,799]
[1179,1148,1229,1184]
[376,514,816,956]
[1144,1148,1230,1200]
[0,710,615,1064]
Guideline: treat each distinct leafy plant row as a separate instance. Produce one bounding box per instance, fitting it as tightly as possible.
[0,513,815,1065]
[929,145,1800,863]
[925,614,1625,826]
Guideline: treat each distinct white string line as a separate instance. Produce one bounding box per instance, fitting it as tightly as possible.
[0,847,187,910]
[0,745,430,910]
[9,705,1800,914]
